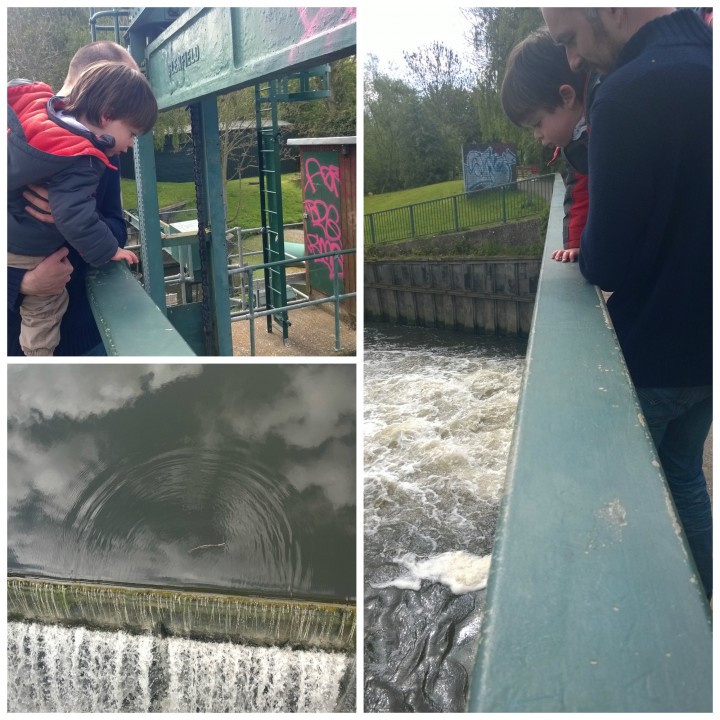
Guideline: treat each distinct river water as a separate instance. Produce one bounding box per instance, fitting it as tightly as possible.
[364,324,526,712]
[7,364,356,712]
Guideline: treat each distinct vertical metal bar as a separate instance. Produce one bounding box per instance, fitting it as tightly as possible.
[190,96,233,356]
[333,253,341,352]
[127,27,166,312]
[246,267,256,356]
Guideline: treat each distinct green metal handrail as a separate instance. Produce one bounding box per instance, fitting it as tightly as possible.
[86,263,195,356]
[467,174,712,713]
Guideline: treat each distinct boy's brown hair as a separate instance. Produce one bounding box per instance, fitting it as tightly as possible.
[62,61,158,135]
[501,28,586,126]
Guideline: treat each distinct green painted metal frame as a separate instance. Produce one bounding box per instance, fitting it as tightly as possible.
[188,95,233,355]
[126,7,356,355]
[467,174,712,712]
[86,263,194,356]
[143,7,356,112]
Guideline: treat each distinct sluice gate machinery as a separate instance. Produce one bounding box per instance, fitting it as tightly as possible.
[119,7,355,354]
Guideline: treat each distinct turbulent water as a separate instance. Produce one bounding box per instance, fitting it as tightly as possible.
[364,324,525,712]
[8,621,349,712]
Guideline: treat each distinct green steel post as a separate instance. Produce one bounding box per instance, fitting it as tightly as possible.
[127,29,166,312]
[191,96,233,356]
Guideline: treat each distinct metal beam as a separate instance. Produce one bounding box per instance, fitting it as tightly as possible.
[467,175,712,712]
[141,7,356,110]
[86,263,194,356]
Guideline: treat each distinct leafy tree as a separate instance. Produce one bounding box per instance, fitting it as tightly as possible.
[464,7,549,167]
[364,56,424,194]
[281,57,357,139]
[7,8,92,90]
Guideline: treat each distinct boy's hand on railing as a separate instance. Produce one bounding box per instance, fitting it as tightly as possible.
[551,248,579,263]
[112,247,139,265]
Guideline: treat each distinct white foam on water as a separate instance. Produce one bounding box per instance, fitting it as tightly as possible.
[364,337,524,561]
[371,551,493,595]
[7,621,348,712]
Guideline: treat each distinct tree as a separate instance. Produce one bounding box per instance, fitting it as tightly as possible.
[7,8,92,90]
[280,56,357,139]
[464,8,548,167]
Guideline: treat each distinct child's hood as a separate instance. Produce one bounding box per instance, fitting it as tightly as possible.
[8,80,116,170]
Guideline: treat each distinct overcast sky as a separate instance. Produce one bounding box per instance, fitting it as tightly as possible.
[361,5,474,77]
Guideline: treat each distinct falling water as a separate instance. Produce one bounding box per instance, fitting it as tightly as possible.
[364,324,525,711]
[8,621,349,712]
[7,364,357,711]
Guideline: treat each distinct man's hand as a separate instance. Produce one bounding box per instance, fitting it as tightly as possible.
[18,247,73,296]
[23,184,54,223]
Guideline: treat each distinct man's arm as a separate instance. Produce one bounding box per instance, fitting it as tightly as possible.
[578,95,657,291]
[8,248,73,311]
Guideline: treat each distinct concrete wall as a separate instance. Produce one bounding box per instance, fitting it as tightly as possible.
[365,257,540,337]
[369,218,541,258]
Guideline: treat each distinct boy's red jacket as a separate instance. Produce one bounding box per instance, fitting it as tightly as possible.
[7,80,120,267]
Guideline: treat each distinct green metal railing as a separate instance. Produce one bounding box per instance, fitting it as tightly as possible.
[365,174,553,245]
[230,248,356,355]
[466,174,712,713]
[86,263,195,356]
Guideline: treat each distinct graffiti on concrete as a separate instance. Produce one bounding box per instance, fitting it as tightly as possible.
[463,144,517,192]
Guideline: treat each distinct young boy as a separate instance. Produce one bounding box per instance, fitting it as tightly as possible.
[8,61,158,355]
[501,29,594,263]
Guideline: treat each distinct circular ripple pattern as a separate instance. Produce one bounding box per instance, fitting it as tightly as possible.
[59,441,309,596]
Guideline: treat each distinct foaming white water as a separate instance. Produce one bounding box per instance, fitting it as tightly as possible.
[371,551,493,595]
[8,621,348,712]
[365,331,524,565]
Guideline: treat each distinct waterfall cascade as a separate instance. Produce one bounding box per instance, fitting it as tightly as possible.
[7,578,356,712]
[8,621,351,712]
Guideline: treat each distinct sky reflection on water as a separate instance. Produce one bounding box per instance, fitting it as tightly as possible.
[8,364,356,601]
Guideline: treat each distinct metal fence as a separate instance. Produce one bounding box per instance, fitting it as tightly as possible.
[365,174,554,245]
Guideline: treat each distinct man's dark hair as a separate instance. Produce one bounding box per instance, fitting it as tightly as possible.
[62,61,158,135]
[501,28,587,126]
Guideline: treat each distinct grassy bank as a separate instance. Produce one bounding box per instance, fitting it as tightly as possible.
[121,172,305,228]
[364,179,465,215]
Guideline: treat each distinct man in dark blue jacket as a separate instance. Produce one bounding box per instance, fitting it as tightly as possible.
[8,41,141,356]
[543,8,713,597]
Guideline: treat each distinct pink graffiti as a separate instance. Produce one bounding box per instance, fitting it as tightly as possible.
[305,199,341,241]
[304,157,340,197]
[307,234,344,280]
[291,8,356,62]
[305,197,343,280]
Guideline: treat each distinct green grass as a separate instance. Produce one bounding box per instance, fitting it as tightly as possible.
[121,172,305,228]
[365,182,549,246]
[364,180,465,215]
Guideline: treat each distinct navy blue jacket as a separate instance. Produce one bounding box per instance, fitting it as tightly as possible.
[7,82,128,356]
[580,9,712,388]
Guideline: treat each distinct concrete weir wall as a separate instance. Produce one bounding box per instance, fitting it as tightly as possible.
[365,257,540,336]
[8,577,356,653]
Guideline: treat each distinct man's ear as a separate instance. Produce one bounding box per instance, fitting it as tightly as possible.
[602,7,625,31]
[558,84,578,109]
